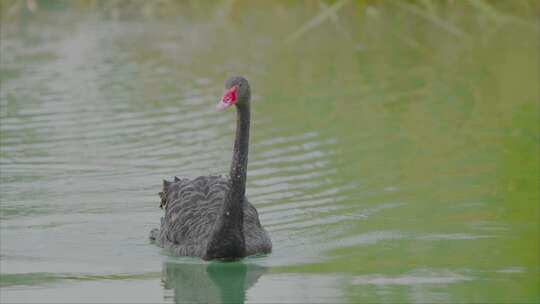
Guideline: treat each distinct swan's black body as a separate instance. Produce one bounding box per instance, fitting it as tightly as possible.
[150,76,271,260]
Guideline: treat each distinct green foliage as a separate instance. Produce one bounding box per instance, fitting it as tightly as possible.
[2,0,538,28]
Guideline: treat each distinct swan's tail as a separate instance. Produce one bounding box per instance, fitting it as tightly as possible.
[158,191,166,208]
[149,228,160,242]
[159,179,173,209]
[159,177,184,209]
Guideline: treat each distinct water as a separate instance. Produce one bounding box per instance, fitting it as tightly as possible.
[1,2,539,303]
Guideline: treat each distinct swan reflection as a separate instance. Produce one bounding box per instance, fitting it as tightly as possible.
[161,260,267,303]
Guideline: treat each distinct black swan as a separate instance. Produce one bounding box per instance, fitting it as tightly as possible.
[150,76,272,260]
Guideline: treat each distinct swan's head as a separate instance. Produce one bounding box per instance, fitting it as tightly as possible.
[216,76,251,111]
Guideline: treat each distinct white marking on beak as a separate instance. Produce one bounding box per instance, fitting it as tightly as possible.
[216,99,231,111]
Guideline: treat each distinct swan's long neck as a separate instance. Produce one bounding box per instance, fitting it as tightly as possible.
[205,101,249,260]
[223,102,250,231]
[228,102,250,204]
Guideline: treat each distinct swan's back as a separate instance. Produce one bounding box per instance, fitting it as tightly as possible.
[151,175,272,258]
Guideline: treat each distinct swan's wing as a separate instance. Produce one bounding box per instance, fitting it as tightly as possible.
[157,176,230,254]
[159,175,229,209]
[243,198,273,255]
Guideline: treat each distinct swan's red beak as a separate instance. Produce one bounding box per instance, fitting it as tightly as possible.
[216,85,237,111]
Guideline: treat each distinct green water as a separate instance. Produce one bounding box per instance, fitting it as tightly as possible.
[1,2,538,303]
